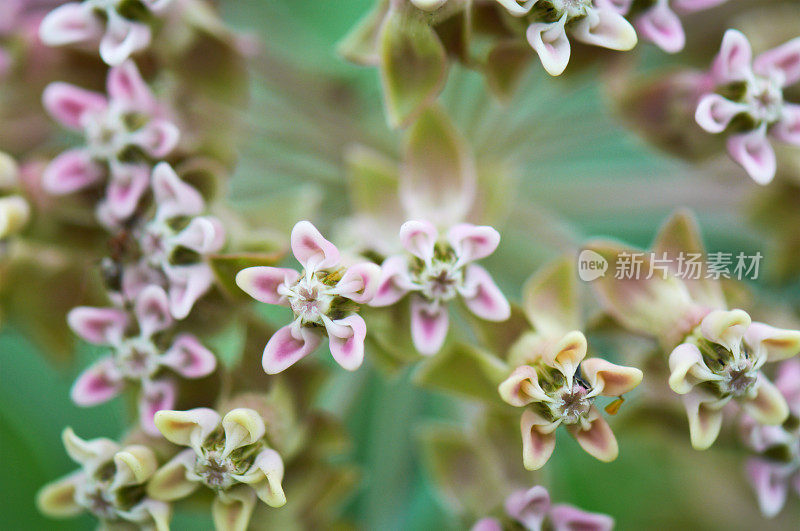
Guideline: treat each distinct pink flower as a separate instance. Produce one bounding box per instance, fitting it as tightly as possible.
[39,0,174,65]
[236,220,381,373]
[695,29,800,184]
[42,60,179,223]
[371,220,510,355]
[68,284,217,434]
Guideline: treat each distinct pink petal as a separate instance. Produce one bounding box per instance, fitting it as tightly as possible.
[567,410,619,462]
[42,82,107,130]
[727,130,776,185]
[161,334,217,378]
[695,94,746,133]
[527,17,571,76]
[746,459,790,518]
[70,357,124,406]
[499,365,550,406]
[326,314,367,371]
[741,376,789,426]
[570,8,638,51]
[410,296,449,356]
[504,486,551,530]
[107,60,156,111]
[334,262,382,303]
[171,217,226,255]
[636,2,685,53]
[549,504,614,531]
[774,359,800,409]
[595,0,634,14]
[99,13,151,66]
[42,149,104,195]
[459,264,510,322]
[121,261,163,302]
[470,518,502,531]
[132,119,180,158]
[369,255,413,307]
[712,29,753,83]
[151,162,204,220]
[67,306,129,345]
[235,267,298,305]
[520,409,558,470]
[164,263,213,319]
[580,358,643,396]
[290,220,340,271]
[754,37,800,87]
[672,0,730,12]
[134,285,172,337]
[139,380,176,436]
[262,324,322,374]
[745,322,800,363]
[399,219,438,263]
[446,223,500,264]
[38,3,102,47]
[773,104,800,146]
[105,163,150,219]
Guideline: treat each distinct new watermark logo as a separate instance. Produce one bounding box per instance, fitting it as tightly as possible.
[577,250,763,281]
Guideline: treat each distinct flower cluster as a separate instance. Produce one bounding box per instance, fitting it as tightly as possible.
[0,152,30,241]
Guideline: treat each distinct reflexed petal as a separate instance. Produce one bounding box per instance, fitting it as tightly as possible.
[71,357,124,406]
[135,285,172,338]
[549,504,615,531]
[234,448,286,507]
[36,472,84,518]
[746,459,790,518]
[118,499,172,531]
[161,334,217,378]
[727,130,777,185]
[147,449,200,501]
[370,255,413,307]
[520,409,558,470]
[527,16,571,77]
[773,104,800,146]
[570,8,638,51]
[39,3,102,47]
[99,13,152,66]
[139,380,177,435]
[712,29,754,83]
[544,330,588,381]
[681,390,725,449]
[171,216,226,255]
[235,266,298,305]
[636,2,685,53]
[62,427,118,469]
[67,306,128,345]
[470,518,503,531]
[410,296,449,356]
[325,314,367,371]
[290,220,340,271]
[151,162,204,220]
[700,309,751,352]
[164,263,214,319]
[409,0,447,10]
[499,365,549,406]
[741,376,789,426]
[446,224,500,264]
[745,322,800,363]
[754,37,800,86]
[42,82,107,130]
[495,0,539,16]
[212,486,257,531]
[107,60,156,110]
[568,409,619,462]
[105,163,150,219]
[42,149,104,194]
[668,343,716,394]
[110,445,158,490]
[694,94,746,133]
[132,119,180,158]
[580,358,643,396]
[221,408,266,458]
[459,264,510,322]
[334,262,382,303]
[153,408,220,449]
[504,485,550,530]
[399,219,438,263]
[262,324,322,374]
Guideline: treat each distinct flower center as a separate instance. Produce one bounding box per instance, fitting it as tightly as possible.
[116,338,160,379]
[417,260,463,302]
[723,360,757,397]
[550,0,592,18]
[556,384,592,424]
[195,452,237,491]
[76,482,118,520]
[286,275,334,326]
[746,76,784,124]
[85,108,129,161]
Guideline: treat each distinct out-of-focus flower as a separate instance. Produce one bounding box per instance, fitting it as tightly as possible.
[148,408,286,531]
[39,0,174,65]
[472,484,614,530]
[602,0,729,53]
[68,284,217,433]
[740,359,800,518]
[237,220,380,373]
[42,60,179,222]
[499,330,642,469]
[0,152,30,240]
[695,29,800,184]
[497,0,637,76]
[37,428,170,530]
[371,220,510,355]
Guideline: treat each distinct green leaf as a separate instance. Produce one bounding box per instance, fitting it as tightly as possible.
[379,7,448,129]
[413,342,508,404]
[208,252,285,300]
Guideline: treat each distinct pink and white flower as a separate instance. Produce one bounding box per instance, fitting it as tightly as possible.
[236,220,381,373]
[371,220,510,356]
[39,0,174,65]
[695,30,800,184]
[37,428,170,529]
[68,284,217,434]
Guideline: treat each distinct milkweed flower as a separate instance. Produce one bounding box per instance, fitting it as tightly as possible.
[42,60,179,223]
[371,220,510,356]
[37,428,170,530]
[740,359,800,518]
[472,484,614,531]
[695,29,800,184]
[39,0,174,65]
[148,408,286,531]
[499,330,642,470]
[0,153,30,240]
[496,0,637,76]
[236,221,381,373]
[68,284,217,434]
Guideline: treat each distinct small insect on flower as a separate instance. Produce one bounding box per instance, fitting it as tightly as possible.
[236,220,381,373]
